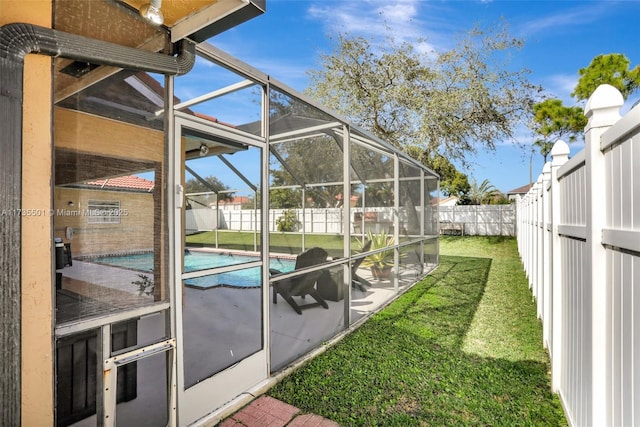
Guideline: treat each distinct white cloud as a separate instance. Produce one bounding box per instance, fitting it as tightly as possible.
[205,40,312,91]
[494,123,536,148]
[518,2,611,37]
[375,0,419,25]
[307,0,443,52]
[249,60,311,89]
[543,74,579,104]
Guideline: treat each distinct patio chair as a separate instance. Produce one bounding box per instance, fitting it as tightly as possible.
[351,239,373,292]
[270,247,329,315]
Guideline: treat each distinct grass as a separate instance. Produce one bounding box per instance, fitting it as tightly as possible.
[267,236,567,426]
[187,230,355,258]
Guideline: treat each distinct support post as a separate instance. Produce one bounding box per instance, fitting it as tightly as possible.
[549,140,569,392]
[584,84,623,426]
[541,161,551,345]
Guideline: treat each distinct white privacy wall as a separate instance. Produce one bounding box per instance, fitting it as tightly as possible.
[517,85,640,427]
[439,204,515,236]
[187,205,517,236]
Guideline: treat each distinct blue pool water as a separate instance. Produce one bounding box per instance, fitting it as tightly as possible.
[89,251,296,289]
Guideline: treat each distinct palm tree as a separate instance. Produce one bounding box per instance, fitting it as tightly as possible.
[466,179,501,205]
[533,139,554,163]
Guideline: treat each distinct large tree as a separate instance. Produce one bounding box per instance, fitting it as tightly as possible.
[184,175,233,207]
[530,98,587,162]
[572,53,640,101]
[420,153,470,198]
[530,53,638,163]
[268,90,354,209]
[270,136,346,208]
[306,25,541,168]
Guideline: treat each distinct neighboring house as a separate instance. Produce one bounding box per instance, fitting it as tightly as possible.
[217,195,250,210]
[335,193,359,207]
[507,183,533,202]
[437,196,459,206]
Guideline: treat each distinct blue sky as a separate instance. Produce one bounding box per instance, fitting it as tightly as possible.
[206,0,640,193]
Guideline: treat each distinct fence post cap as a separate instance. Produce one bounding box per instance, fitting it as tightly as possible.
[585,84,624,128]
[550,139,570,165]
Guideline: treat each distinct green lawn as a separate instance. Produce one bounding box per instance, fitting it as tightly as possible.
[267,236,567,426]
[186,230,353,258]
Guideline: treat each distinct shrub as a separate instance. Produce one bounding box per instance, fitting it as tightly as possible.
[276,209,300,232]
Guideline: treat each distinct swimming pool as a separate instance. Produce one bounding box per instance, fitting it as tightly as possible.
[89,251,296,289]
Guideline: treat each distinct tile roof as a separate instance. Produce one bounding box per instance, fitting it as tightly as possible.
[507,183,533,195]
[86,175,155,192]
[431,196,459,206]
[218,196,250,204]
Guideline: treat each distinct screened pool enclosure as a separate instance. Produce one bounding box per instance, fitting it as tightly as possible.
[177,43,440,370]
[53,41,439,425]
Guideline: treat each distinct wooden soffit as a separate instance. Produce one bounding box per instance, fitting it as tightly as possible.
[120,0,266,43]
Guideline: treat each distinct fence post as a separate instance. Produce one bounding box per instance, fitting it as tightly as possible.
[532,177,542,296]
[531,182,538,297]
[516,197,523,255]
[527,191,533,281]
[532,182,537,297]
[584,84,623,426]
[475,204,479,236]
[527,188,533,283]
[535,172,545,317]
[524,197,528,257]
[541,162,551,342]
[549,140,569,392]
[452,205,456,229]
[525,192,531,278]
[530,190,535,284]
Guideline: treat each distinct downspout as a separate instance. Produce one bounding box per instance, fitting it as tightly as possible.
[0,22,195,426]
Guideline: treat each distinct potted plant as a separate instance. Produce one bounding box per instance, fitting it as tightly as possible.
[359,231,396,280]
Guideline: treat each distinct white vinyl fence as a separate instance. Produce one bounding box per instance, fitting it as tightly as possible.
[439,204,515,236]
[185,208,367,234]
[186,205,516,236]
[185,208,225,233]
[517,85,640,427]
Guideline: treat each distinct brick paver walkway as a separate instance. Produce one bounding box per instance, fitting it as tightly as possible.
[219,395,339,427]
